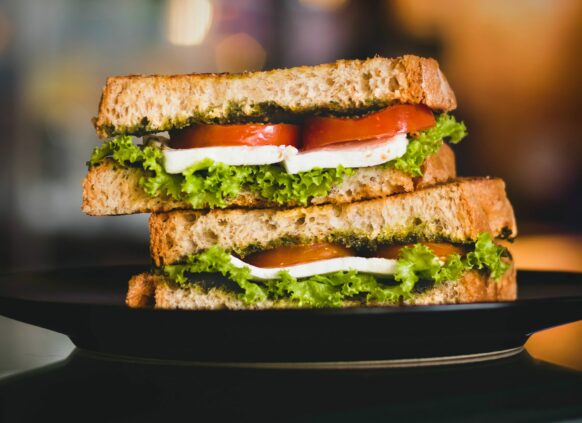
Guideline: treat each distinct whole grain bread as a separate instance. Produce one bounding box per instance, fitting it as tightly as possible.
[149,178,517,266]
[81,144,455,216]
[95,55,456,138]
[126,264,516,310]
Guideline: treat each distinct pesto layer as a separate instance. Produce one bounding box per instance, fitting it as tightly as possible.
[98,99,396,138]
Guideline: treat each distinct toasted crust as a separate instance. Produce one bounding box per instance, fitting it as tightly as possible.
[126,264,516,310]
[407,265,517,305]
[149,178,516,266]
[95,55,457,138]
[81,144,455,216]
[81,161,188,216]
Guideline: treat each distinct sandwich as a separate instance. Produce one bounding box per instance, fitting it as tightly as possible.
[126,178,517,309]
[82,55,466,215]
[82,54,518,310]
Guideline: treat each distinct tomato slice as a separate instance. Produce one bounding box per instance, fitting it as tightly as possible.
[302,104,435,151]
[376,243,468,260]
[244,243,355,268]
[169,123,301,149]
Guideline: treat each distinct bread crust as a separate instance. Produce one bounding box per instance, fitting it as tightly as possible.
[149,178,517,266]
[81,144,455,216]
[407,265,516,305]
[95,55,456,138]
[126,265,516,310]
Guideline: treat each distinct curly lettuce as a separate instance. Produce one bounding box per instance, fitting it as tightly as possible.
[390,113,467,176]
[88,136,350,208]
[163,246,405,307]
[164,245,269,304]
[393,233,509,293]
[465,232,511,280]
[162,233,510,307]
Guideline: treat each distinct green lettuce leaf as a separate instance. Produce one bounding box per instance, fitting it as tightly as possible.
[394,232,509,299]
[390,113,467,176]
[162,233,510,307]
[465,232,511,280]
[250,165,351,205]
[88,135,184,201]
[264,270,405,307]
[88,136,350,208]
[163,247,406,308]
[164,246,269,304]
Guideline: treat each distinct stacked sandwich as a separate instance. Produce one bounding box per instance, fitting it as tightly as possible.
[83,55,517,310]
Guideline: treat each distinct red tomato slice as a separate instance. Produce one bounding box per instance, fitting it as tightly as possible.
[169,123,301,149]
[244,243,355,268]
[302,104,435,151]
[375,243,468,260]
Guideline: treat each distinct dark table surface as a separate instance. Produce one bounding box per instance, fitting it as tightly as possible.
[1,316,581,422]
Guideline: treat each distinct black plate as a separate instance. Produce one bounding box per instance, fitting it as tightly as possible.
[0,267,581,364]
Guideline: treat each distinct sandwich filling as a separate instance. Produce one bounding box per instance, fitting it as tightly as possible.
[87,105,467,208]
[161,233,510,307]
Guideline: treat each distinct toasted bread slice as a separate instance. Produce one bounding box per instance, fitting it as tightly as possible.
[126,264,516,310]
[81,144,455,216]
[149,178,517,266]
[95,55,456,138]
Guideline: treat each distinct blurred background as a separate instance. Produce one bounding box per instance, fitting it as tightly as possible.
[0,0,581,370]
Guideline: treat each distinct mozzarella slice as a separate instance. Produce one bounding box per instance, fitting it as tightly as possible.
[283,133,408,174]
[229,255,397,281]
[163,145,299,174]
[162,133,408,174]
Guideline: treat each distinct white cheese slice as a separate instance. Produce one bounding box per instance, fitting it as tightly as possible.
[229,255,397,281]
[282,133,408,174]
[162,133,408,174]
[163,145,299,174]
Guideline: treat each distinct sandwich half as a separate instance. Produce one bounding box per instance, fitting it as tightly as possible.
[82,55,466,215]
[127,178,517,309]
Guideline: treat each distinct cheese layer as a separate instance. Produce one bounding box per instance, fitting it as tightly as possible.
[162,134,407,174]
[229,255,397,281]
[283,134,408,174]
[163,145,298,174]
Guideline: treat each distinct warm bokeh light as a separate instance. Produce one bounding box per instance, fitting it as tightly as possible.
[166,0,213,46]
[392,0,582,214]
[299,0,350,12]
[510,234,582,370]
[215,32,266,73]
[508,235,582,272]
[527,322,582,371]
